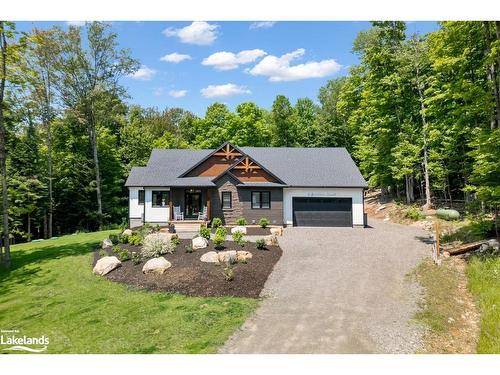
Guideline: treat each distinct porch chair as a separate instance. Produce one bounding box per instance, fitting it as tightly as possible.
[173,206,184,221]
[197,206,208,221]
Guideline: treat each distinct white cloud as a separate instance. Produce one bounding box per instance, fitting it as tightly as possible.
[160,53,192,63]
[247,48,341,82]
[163,21,218,46]
[66,21,86,27]
[168,89,188,98]
[200,83,251,98]
[249,21,276,29]
[128,65,157,80]
[202,49,267,71]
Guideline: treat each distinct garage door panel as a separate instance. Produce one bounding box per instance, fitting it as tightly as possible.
[292,197,352,227]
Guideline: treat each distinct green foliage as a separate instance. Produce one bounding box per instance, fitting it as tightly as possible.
[108,233,120,245]
[184,245,193,253]
[99,249,107,257]
[441,217,495,244]
[211,217,223,229]
[213,227,227,249]
[118,233,129,244]
[258,217,270,228]
[255,239,266,250]
[223,266,235,282]
[171,237,181,246]
[404,206,426,221]
[199,227,211,239]
[113,245,130,261]
[141,233,175,258]
[232,231,245,246]
[127,234,142,246]
[236,217,247,226]
[131,251,142,265]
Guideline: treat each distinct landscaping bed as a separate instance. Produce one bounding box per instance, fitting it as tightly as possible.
[217,226,272,236]
[94,239,282,298]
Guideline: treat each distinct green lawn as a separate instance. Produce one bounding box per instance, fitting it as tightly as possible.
[467,256,500,353]
[0,231,257,353]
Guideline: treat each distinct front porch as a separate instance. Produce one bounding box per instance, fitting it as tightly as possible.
[167,187,214,223]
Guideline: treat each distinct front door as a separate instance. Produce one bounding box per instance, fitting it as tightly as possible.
[185,191,202,219]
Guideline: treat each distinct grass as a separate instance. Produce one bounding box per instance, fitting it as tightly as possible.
[0,231,257,354]
[467,255,500,353]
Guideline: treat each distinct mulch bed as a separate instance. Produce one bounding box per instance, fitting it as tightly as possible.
[93,239,282,298]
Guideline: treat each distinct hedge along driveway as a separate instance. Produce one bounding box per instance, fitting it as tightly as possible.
[0,231,256,354]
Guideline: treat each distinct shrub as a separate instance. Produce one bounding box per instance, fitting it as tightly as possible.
[113,245,131,261]
[256,239,266,250]
[259,217,270,228]
[185,245,193,253]
[436,209,460,221]
[141,233,176,258]
[232,231,246,246]
[223,266,234,281]
[171,237,181,246]
[213,227,227,249]
[211,217,223,229]
[128,234,142,246]
[131,252,142,265]
[236,217,247,226]
[138,223,160,239]
[405,206,425,221]
[108,233,120,245]
[199,227,211,239]
[99,249,107,257]
[118,233,129,244]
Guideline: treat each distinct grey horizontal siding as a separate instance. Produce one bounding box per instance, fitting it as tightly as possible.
[240,188,283,225]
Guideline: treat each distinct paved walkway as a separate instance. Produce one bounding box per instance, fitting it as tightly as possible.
[220,219,431,354]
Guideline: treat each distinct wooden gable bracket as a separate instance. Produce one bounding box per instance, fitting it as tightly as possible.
[213,143,242,160]
[233,156,262,173]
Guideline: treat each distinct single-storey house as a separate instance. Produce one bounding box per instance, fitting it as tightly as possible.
[125,142,368,228]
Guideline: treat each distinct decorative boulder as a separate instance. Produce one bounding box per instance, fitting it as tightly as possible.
[192,236,209,250]
[122,229,133,236]
[487,239,499,250]
[142,257,172,275]
[270,227,283,236]
[231,226,247,235]
[200,251,219,263]
[93,256,121,276]
[236,251,253,262]
[102,238,113,249]
[264,235,278,247]
[153,232,178,242]
[218,250,237,264]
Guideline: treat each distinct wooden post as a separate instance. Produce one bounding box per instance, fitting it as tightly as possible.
[169,200,173,222]
[434,221,441,263]
[206,190,212,222]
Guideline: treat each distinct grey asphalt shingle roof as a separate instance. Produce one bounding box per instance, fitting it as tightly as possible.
[125,146,368,188]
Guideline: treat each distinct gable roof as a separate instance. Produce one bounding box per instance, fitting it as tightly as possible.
[125,146,368,188]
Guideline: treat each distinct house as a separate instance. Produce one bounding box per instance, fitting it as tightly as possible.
[125,142,368,228]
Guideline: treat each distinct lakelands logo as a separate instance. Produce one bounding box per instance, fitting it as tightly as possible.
[1,329,49,353]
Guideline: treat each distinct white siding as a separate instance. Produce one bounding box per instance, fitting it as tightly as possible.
[283,188,364,226]
[144,187,171,223]
[128,187,144,220]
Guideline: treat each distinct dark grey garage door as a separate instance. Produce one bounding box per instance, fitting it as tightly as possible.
[292,197,353,227]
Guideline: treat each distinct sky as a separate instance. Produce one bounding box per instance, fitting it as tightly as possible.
[17,21,439,116]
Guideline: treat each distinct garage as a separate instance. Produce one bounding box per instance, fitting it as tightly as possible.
[292,197,353,227]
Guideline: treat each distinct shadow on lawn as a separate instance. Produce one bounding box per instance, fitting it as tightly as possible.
[0,240,99,289]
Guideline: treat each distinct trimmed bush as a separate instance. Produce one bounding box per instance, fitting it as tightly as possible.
[128,234,142,246]
[199,227,211,239]
[113,245,131,261]
[232,231,246,246]
[185,245,193,253]
[108,233,120,245]
[141,233,175,258]
[118,233,129,244]
[258,217,270,228]
[131,251,142,265]
[236,217,247,226]
[255,239,266,250]
[211,217,223,229]
[223,266,234,281]
[213,227,227,249]
[436,209,460,221]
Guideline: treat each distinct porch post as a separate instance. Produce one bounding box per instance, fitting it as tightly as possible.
[169,200,173,222]
[207,189,212,221]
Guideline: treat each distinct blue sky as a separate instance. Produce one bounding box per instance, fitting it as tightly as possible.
[17,21,439,116]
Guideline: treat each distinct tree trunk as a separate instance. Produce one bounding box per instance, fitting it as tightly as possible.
[88,108,103,228]
[495,205,499,238]
[43,211,47,239]
[0,22,11,269]
[27,213,31,242]
[484,22,500,129]
[405,175,411,204]
[47,119,53,237]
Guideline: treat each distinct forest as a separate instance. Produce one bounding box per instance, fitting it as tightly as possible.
[0,21,499,266]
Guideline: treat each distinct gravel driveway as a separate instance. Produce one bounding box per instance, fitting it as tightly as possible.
[220,218,431,354]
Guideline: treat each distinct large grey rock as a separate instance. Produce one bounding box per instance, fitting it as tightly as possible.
[218,250,238,264]
[231,226,247,235]
[264,234,278,247]
[200,251,219,263]
[192,236,208,250]
[122,229,133,236]
[142,257,172,274]
[93,256,121,276]
[487,239,499,249]
[237,251,253,262]
[102,238,113,249]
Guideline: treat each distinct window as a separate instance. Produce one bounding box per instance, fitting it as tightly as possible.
[222,192,232,209]
[251,191,270,209]
[138,190,145,205]
[152,190,169,207]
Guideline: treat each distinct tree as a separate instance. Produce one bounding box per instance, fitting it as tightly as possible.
[294,98,319,147]
[271,95,296,147]
[54,22,138,228]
